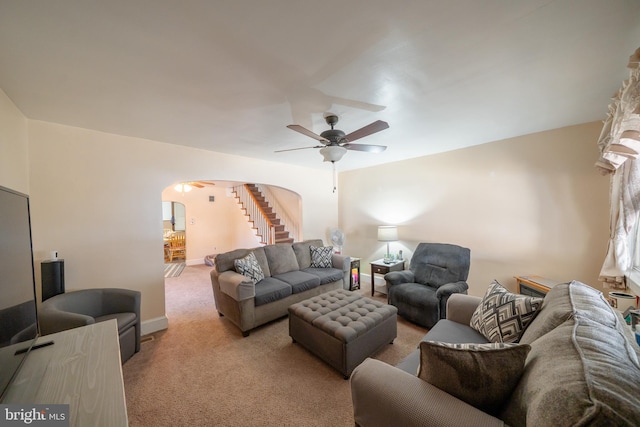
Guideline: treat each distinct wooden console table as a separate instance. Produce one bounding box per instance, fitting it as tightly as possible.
[4,320,128,426]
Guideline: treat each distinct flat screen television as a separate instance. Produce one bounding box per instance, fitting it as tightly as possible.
[0,186,39,402]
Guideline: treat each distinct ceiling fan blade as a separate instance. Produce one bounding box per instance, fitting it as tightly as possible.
[186,181,215,188]
[343,143,387,153]
[286,124,329,142]
[344,120,389,142]
[275,145,323,153]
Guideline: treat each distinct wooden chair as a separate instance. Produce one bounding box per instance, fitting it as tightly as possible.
[167,233,186,262]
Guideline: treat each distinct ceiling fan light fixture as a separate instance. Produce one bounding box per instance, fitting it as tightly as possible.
[320,146,348,162]
[174,183,193,193]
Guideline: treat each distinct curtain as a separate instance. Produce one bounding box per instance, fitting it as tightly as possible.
[596,47,640,290]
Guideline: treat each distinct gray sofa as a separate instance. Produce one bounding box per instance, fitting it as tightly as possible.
[211,239,350,336]
[350,280,640,426]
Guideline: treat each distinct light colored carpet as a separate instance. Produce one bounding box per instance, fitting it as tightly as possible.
[163,262,186,278]
[123,265,427,426]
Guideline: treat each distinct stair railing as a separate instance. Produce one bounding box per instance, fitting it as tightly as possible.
[231,184,275,245]
[258,184,301,242]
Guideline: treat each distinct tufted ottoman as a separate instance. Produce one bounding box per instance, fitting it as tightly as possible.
[288,289,398,378]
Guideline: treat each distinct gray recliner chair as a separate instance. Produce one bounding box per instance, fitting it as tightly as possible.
[384,243,470,329]
[39,288,141,363]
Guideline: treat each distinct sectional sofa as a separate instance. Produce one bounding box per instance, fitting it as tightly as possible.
[211,239,350,336]
[351,280,640,426]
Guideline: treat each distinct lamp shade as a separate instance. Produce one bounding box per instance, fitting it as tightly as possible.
[377,225,398,242]
[319,146,348,162]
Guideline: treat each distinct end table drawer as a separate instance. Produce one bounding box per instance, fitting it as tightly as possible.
[370,259,404,297]
[372,265,388,275]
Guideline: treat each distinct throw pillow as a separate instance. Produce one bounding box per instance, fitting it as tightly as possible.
[470,280,543,343]
[310,245,333,268]
[417,341,531,415]
[234,252,265,283]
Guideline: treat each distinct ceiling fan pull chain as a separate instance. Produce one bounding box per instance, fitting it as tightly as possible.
[332,161,337,193]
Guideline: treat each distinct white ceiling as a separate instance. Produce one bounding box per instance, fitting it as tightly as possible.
[1,0,639,171]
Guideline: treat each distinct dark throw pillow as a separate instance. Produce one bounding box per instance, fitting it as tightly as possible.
[418,341,531,415]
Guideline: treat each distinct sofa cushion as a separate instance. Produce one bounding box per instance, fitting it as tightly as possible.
[388,282,440,329]
[520,280,622,345]
[302,267,344,285]
[292,239,324,269]
[273,271,321,294]
[251,247,270,277]
[422,319,490,345]
[470,280,543,343]
[216,248,252,273]
[95,312,137,333]
[254,277,292,306]
[310,245,333,268]
[418,341,530,416]
[501,313,640,426]
[264,244,300,276]
[234,252,265,283]
[216,247,270,277]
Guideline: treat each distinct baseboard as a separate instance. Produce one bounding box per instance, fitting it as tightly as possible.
[362,273,388,296]
[186,258,204,266]
[141,315,169,335]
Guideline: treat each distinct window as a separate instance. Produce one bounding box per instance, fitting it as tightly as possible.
[627,219,640,295]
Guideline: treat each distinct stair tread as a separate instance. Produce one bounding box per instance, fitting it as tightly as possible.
[236,184,295,245]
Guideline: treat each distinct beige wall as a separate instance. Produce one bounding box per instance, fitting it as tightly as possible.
[24,120,337,333]
[0,89,29,193]
[339,122,610,296]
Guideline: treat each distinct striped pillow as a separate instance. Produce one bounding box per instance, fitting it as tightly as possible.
[234,252,264,283]
[310,245,333,268]
[470,280,543,343]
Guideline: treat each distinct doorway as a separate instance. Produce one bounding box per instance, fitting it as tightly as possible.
[163,201,187,266]
[162,201,186,233]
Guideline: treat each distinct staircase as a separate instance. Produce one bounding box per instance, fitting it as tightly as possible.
[231,184,294,244]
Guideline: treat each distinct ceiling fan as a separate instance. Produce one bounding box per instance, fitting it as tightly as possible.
[277,114,389,163]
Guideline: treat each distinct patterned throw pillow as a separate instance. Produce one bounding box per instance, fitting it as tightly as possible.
[470,280,543,343]
[310,245,333,268]
[234,252,264,283]
[417,341,531,415]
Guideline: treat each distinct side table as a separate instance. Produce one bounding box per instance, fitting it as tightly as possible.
[371,259,405,296]
[514,275,559,298]
[350,258,361,290]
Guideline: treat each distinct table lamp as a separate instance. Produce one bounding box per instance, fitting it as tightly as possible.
[378,226,398,263]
